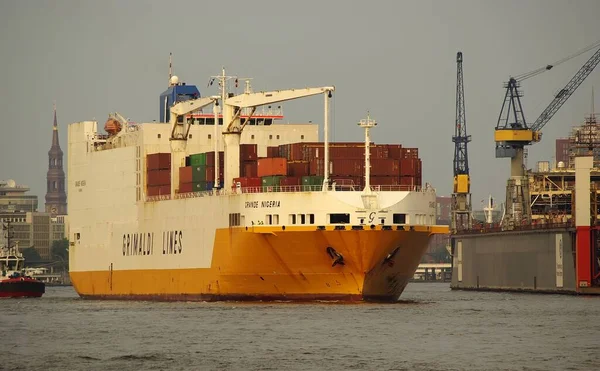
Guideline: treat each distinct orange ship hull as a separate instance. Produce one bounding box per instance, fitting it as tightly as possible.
[70,225,447,302]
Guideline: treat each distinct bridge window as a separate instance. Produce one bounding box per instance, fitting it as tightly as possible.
[266,214,272,225]
[393,214,406,224]
[229,213,241,227]
[290,214,296,224]
[300,214,306,224]
[329,213,350,224]
[309,214,315,224]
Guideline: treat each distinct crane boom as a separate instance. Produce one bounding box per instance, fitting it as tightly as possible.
[170,96,220,118]
[169,95,219,140]
[225,87,334,108]
[530,46,600,134]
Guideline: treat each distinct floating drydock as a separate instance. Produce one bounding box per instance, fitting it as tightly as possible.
[451,155,600,295]
[67,71,447,302]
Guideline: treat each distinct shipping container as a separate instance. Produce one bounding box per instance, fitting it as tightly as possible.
[147,169,171,186]
[189,153,206,166]
[370,176,400,186]
[192,181,207,191]
[146,153,171,170]
[179,166,193,184]
[204,165,224,183]
[402,148,419,159]
[204,151,225,166]
[287,161,310,177]
[258,157,287,177]
[147,185,171,197]
[191,166,206,183]
[241,161,258,178]
[267,146,279,158]
[262,175,284,187]
[370,159,400,176]
[179,182,193,193]
[240,144,258,161]
[302,175,324,186]
[400,159,421,177]
[330,159,364,176]
[400,176,416,186]
[280,176,301,186]
[387,144,403,159]
[233,177,262,188]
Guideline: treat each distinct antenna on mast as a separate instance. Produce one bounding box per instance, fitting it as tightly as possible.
[169,52,173,86]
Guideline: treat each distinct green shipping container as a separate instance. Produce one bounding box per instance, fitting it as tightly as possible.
[262,176,284,190]
[189,153,207,166]
[192,165,206,182]
[192,181,207,192]
[302,176,324,186]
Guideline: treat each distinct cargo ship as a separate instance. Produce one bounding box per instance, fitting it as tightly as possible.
[67,69,447,302]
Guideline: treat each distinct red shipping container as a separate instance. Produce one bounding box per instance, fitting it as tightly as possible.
[287,161,310,177]
[147,169,171,186]
[267,146,279,157]
[371,176,400,186]
[242,162,257,177]
[233,177,262,188]
[204,151,224,166]
[179,182,193,193]
[146,153,171,170]
[309,158,325,176]
[402,148,419,159]
[147,185,171,196]
[330,159,364,176]
[400,159,421,177]
[280,176,301,186]
[370,159,400,176]
[240,144,257,161]
[257,157,287,177]
[387,144,403,159]
[179,166,193,184]
[204,166,224,183]
[400,176,416,186]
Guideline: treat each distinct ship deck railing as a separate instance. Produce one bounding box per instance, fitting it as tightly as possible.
[147,184,428,202]
[456,221,575,235]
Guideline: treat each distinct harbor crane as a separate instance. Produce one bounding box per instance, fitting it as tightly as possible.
[451,51,472,233]
[494,40,600,227]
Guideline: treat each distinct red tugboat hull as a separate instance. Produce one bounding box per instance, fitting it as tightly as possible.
[0,278,45,298]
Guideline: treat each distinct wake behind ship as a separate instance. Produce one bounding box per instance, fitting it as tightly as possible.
[67,70,447,302]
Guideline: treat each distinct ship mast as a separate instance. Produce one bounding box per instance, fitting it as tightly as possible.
[358,112,377,192]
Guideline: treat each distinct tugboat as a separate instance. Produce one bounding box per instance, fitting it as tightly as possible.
[0,222,45,298]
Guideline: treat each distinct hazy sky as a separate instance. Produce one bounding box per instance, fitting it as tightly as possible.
[1,0,600,210]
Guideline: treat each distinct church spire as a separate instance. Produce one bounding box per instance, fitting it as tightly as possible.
[45,103,67,216]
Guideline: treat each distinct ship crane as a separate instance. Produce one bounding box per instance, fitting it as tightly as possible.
[214,68,335,189]
[494,40,600,227]
[168,93,220,197]
[451,51,472,233]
